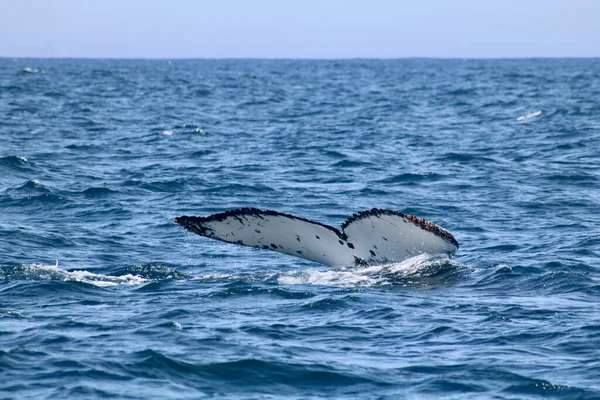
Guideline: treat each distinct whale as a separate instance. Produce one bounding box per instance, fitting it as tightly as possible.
[174,208,458,267]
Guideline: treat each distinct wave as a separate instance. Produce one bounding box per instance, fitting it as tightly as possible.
[517,110,542,121]
[118,264,191,280]
[1,190,67,208]
[21,67,40,74]
[376,172,444,184]
[0,84,22,93]
[330,159,373,168]
[81,187,117,197]
[159,124,206,136]
[114,350,379,391]
[277,254,466,288]
[0,255,465,290]
[435,152,497,164]
[0,155,28,168]
[8,179,47,193]
[0,263,188,287]
[200,183,276,194]
[0,179,72,206]
[124,178,189,193]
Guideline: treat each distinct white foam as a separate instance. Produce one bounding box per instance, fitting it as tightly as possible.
[162,130,174,136]
[277,268,379,287]
[277,253,455,287]
[517,110,542,121]
[7,262,147,287]
[0,311,24,319]
[193,273,245,280]
[17,156,27,164]
[3,255,460,289]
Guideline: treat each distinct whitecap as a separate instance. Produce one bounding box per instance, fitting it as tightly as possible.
[517,110,542,121]
[22,67,39,73]
[0,262,147,287]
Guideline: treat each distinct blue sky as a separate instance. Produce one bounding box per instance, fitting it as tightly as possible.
[1,0,599,58]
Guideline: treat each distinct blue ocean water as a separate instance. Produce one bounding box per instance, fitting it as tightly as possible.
[1,58,599,399]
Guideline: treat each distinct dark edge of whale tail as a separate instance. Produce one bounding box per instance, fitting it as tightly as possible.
[175,208,344,237]
[174,215,215,237]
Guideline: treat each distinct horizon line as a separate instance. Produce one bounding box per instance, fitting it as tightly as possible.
[1,56,599,61]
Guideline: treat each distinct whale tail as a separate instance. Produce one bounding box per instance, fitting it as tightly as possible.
[175,208,458,267]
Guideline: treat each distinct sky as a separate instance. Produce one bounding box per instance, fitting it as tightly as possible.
[1,0,599,58]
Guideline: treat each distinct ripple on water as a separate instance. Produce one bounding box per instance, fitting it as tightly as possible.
[1,58,599,399]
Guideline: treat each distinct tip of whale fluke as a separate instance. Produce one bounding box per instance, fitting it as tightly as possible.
[174,215,193,226]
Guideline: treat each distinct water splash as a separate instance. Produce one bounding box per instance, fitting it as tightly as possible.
[22,67,40,74]
[0,256,466,289]
[0,262,147,287]
[277,253,465,288]
[517,110,542,121]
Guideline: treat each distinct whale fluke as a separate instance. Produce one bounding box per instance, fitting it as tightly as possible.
[174,208,458,267]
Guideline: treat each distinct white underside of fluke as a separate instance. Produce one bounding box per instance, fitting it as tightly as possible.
[175,208,458,267]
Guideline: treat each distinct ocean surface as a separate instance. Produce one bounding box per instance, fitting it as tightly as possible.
[1,58,599,399]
